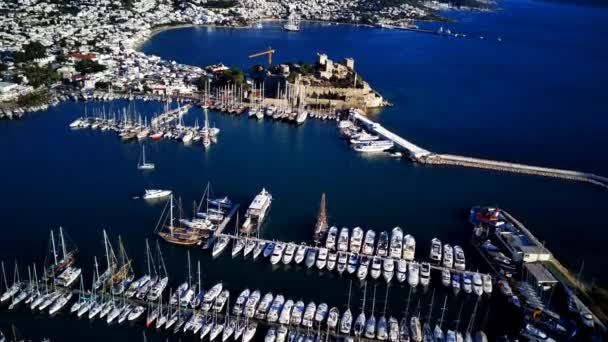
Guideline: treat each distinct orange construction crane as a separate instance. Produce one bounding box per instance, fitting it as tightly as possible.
[249,47,275,66]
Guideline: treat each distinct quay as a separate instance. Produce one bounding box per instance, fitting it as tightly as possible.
[348,111,608,190]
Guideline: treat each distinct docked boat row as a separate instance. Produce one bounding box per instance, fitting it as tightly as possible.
[211,235,492,295]
[338,120,400,156]
[69,102,220,149]
[324,226,417,261]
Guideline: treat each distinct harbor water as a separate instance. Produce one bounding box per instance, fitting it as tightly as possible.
[1,0,608,339]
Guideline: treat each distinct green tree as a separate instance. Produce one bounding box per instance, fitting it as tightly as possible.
[14,42,47,63]
[0,63,7,72]
[23,65,60,88]
[75,59,107,74]
[212,68,246,88]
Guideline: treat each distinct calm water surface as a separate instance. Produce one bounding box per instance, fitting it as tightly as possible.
[1,0,608,339]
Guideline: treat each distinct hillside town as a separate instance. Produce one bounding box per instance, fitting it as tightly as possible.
[0,0,489,116]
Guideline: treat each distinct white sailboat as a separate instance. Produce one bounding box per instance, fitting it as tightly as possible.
[137,145,155,170]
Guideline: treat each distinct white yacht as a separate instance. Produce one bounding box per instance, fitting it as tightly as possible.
[443,244,454,269]
[402,234,416,261]
[408,263,420,287]
[350,227,364,253]
[212,235,230,258]
[244,290,261,318]
[353,140,394,153]
[383,258,394,283]
[453,245,466,270]
[420,262,431,287]
[370,256,382,279]
[294,243,307,264]
[290,300,305,325]
[278,299,294,324]
[282,243,296,264]
[242,188,272,233]
[316,248,328,270]
[362,230,376,255]
[482,274,492,294]
[270,243,285,265]
[267,295,285,322]
[337,252,348,274]
[302,302,316,328]
[137,145,155,170]
[326,252,337,271]
[143,189,172,200]
[325,226,338,250]
[430,238,442,263]
[49,292,72,315]
[233,289,250,316]
[337,227,350,252]
[389,227,403,259]
[357,256,370,280]
[442,269,451,287]
[396,260,407,283]
[473,273,483,296]
[376,231,389,257]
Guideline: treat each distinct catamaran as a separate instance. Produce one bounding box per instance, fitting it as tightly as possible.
[137,145,155,170]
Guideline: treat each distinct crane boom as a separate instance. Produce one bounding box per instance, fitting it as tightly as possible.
[248,47,275,66]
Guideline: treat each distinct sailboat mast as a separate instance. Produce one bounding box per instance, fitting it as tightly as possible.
[103,230,111,273]
[187,251,192,287]
[197,260,201,290]
[50,230,58,266]
[146,239,152,275]
[1,261,7,291]
[169,195,174,231]
[59,226,67,260]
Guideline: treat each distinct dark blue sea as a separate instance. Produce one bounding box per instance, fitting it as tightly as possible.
[1,0,607,340]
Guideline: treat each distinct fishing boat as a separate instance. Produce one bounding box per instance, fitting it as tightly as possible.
[357,256,370,280]
[241,188,272,234]
[337,252,348,274]
[267,295,285,322]
[376,231,389,257]
[420,262,431,287]
[362,229,376,255]
[454,245,466,270]
[279,299,294,324]
[430,238,442,263]
[383,258,395,283]
[326,251,337,271]
[443,244,454,269]
[316,247,328,270]
[337,227,350,252]
[350,227,364,253]
[290,300,305,325]
[302,302,316,328]
[270,243,285,265]
[137,145,155,170]
[294,243,307,264]
[408,263,420,287]
[370,256,382,279]
[305,248,317,269]
[325,226,338,250]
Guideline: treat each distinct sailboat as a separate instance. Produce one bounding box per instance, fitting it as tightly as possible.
[44,228,77,281]
[340,280,353,335]
[147,241,169,301]
[354,283,367,337]
[365,285,378,339]
[137,145,155,170]
[156,195,203,246]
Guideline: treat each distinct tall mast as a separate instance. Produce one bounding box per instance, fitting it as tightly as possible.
[427,289,435,323]
[197,260,201,290]
[187,251,192,288]
[50,230,58,266]
[103,230,111,273]
[169,195,174,232]
[438,295,447,328]
[145,239,152,276]
[59,226,67,260]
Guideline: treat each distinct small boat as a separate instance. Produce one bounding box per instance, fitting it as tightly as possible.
[362,230,376,255]
[128,305,145,321]
[290,300,305,325]
[265,327,276,342]
[244,239,257,258]
[410,317,422,342]
[430,238,442,263]
[325,226,338,250]
[420,262,431,287]
[403,234,416,261]
[213,290,230,312]
[244,290,261,318]
[350,227,364,253]
[399,317,411,342]
[326,251,337,271]
[337,252,348,274]
[340,308,353,334]
[279,299,294,324]
[49,292,73,315]
[143,189,172,200]
[442,269,451,287]
[270,243,285,265]
[408,263,420,287]
[396,260,407,283]
[389,227,403,259]
[316,248,328,270]
[276,326,288,342]
[232,238,246,257]
[212,235,230,257]
[357,256,370,280]
[302,302,316,328]
[282,243,296,264]
[452,274,461,294]
[327,307,340,331]
[210,320,225,341]
[137,145,155,170]
[462,274,473,294]
[520,324,554,342]
[253,241,266,260]
[337,227,350,252]
[255,292,274,319]
[294,244,307,264]
[388,317,399,342]
[267,295,285,322]
[354,311,366,337]
[383,258,394,283]
[305,248,317,269]
[376,231,389,257]
[453,245,465,270]
[377,316,388,341]
[473,273,483,296]
[232,288,250,316]
[223,319,237,341]
[482,274,492,294]
[314,303,329,326]
[443,244,454,268]
[263,242,275,258]
[498,280,513,296]
[204,283,223,304]
[347,253,359,274]
[370,256,382,279]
